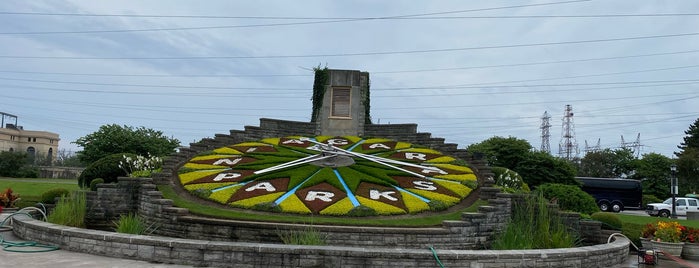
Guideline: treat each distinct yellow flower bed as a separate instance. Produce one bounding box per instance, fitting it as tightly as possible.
[400,148,441,154]
[260,137,281,145]
[319,198,355,216]
[230,192,285,208]
[356,196,406,215]
[426,156,456,163]
[213,147,243,155]
[277,194,312,214]
[431,163,473,173]
[409,190,460,206]
[209,186,242,204]
[179,170,225,184]
[432,180,472,198]
[184,182,231,191]
[400,192,430,213]
[182,163,230,170]
[434,173,477,183]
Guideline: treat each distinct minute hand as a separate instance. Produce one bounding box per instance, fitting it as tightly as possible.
[301,138,430,178]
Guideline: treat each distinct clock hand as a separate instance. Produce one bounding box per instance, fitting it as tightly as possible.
[253,154,335,175]
[301,138,428,178]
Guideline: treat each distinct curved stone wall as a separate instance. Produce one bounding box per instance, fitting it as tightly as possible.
[12,215,629,268]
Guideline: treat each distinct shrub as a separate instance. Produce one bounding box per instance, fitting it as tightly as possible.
[78,153,135,188]
[492,167,530,193]
[535,183,599,215]
[40,188,70,204]
[591,212,622,230]
[643,194,662,207]
[47,191,86,228]
[0,151,28,177]
[347,205,377,217]
[114,213,157,235]
[89,178,105,191]
[16,166,39,178]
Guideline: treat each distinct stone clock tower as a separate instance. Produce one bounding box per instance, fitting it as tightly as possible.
[312,69,370,136]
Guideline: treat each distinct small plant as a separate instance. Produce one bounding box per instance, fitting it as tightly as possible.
[346,205,377,217]
[114,213,157,235]
[0,188,20,208]
[428,200,449,212]
[655,221,683,243]
[278,225,327,245]
[90,178,105,191]
[40,188,70,204]
[682,226,699,243]
[252,202,282,212]
[119,154,163,178]
[590,212,622,230]
[47,191,86,228]
[641,223,657,239]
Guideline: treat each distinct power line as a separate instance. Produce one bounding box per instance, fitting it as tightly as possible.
[2,31,698,58]
[0,0,591,34]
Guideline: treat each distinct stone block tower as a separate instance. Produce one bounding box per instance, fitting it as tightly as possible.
[311,69,370,136]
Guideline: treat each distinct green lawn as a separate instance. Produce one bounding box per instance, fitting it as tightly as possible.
[0,177,80,207]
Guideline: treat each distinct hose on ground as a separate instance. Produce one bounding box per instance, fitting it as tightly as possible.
[0,205,59,253]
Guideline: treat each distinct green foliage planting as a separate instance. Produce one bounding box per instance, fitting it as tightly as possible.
[466,136,532,169]
[536,183,599,215]
[89,178,104,191]
[40,188,70,204]
[78,153,135,188]
[516,151,579,187]
[47,191,86,228]
[73,124,179,164]
[491,193,578,249]
[310,66,329,122]
[114,213,157,235]
[591,212,622,230]
[578,148,636,178]
[278,225,327,245]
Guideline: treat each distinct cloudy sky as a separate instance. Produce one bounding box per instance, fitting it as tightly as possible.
[1,1,697,158]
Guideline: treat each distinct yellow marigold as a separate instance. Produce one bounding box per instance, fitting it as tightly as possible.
[409,190,460,206]
[208,185,242,204]
[277,194,312,214]
[432,180,472,198]
[179,170,225,184]
[182,163,230,170]
[655,221,683,243]
[356,196,406,215]
[320,198,355,216]
[213,147,243,155]
[400,192,430,213]
[230,192,284,208]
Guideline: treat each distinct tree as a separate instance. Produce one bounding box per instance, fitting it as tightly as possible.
[466,136,532,169]
[578,148,636,178]
[677,118,699,156]
[632,153,673,199]
[0,151,27,177]
[515,151,579,188]
[73,124,180,164]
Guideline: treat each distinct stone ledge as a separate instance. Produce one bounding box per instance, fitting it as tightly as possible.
[12,216,630,268]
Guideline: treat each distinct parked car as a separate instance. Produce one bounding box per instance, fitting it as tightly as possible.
[646,197,699,217]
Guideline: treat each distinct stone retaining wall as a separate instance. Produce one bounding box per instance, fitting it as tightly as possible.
[12,216,629,268]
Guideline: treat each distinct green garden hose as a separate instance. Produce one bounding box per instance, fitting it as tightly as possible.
[429,246,445,268]
[0,207,59,253]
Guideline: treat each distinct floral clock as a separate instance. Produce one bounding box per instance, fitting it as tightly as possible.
[178,136,477,216]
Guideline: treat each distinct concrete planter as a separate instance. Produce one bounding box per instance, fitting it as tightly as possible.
[682,242,699,260]
[651,240,684,259]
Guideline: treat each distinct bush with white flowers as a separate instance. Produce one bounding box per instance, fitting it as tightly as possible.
[119,154,163,178]
[492,167,530,193]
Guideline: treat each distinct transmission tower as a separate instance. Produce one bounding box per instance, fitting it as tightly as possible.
[584,138,601,154]
[621,133,643,158]
[540,111,551,154]
[558,104,579,160]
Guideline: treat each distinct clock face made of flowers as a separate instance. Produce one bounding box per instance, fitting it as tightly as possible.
[178,136,477,216]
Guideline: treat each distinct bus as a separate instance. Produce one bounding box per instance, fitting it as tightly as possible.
[577,177,643,213]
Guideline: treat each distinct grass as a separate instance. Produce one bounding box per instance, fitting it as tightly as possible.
[0,177,80,207]
[278,225,327,245]
[47,191,87,228]
[114,213,157,235]
[159,184,487,227]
